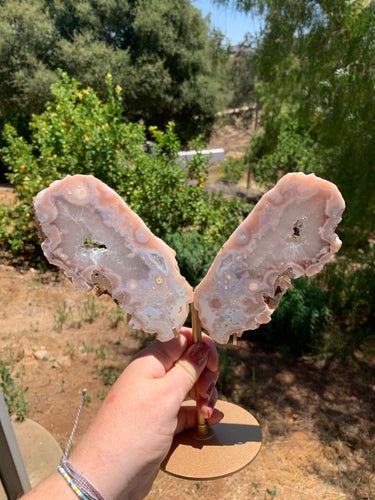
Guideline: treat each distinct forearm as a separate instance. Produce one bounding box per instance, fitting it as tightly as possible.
[21,437,154,500]
[67,411,158,500]
[22,472,78,500]
[20,334,221,500]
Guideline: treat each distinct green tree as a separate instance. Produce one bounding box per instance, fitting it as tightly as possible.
[226,36,259,125]
[218,0,375,358]
[0,0,57,115]
[0,0,229,143]
[220,0,375,237]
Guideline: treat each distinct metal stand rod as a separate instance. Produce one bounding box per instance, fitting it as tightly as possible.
[0,390,31,499]
[191,301,213,439]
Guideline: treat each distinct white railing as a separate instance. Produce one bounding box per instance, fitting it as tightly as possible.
[177,148,225,165]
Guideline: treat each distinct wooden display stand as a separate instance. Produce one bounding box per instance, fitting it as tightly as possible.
[161,304,262,480]
[161,399,262,480]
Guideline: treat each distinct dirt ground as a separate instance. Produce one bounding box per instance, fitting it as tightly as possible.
[207,115,254,157]
[1,121,375,499]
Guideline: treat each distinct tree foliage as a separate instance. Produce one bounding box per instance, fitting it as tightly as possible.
[0,0,229,143]
[219,0,375,359]
[226,36,258,124]
[221,0,375,236]
[252,277,332,356]
[0,72,249,286]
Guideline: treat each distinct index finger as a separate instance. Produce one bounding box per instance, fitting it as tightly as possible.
[131,327,219,378]
[180,327,220,373]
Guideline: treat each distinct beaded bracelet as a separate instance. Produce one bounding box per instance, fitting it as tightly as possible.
[57,390,106,500]
[58,464,90,500]
[58,461,106,500]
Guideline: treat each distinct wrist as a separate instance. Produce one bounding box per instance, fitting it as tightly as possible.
[58,459,106,500]
[69,430,151,500]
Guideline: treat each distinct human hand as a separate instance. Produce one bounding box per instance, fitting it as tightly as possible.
[69,327,223,500]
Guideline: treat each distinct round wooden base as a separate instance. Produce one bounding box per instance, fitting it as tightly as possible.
[161,400,262,480]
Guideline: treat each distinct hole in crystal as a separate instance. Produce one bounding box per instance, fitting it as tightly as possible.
[293,221,301,237]
[83,237,107,249]
[288,220,302,240]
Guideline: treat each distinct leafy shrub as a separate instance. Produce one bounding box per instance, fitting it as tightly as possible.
[0,71,249,285]
[217,156,247,185]
[246,117,375,361]
[249,277,332,356]
[321,245,375,362]
[247,119,325,186]
[0,361,28,421]
[0,112,30,183]
[164,230,212,288]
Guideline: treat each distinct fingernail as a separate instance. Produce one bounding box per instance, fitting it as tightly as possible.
[207,382,215,398]
[207,390,217,410]
[206,391,218,419]
[189,342,209,366]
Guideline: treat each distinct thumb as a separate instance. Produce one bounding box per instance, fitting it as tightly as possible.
[161,342,209,405]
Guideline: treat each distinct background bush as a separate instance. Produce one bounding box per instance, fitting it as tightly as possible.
[0,360,28,421]
[217,156,247,185]
[0,71,251,286]
[320,244,375,363]
[0,0,230,146]
[248,277,332,357]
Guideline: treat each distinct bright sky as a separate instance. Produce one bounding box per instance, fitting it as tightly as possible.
[192,0,261,45]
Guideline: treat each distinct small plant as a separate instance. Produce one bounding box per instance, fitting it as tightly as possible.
[64,342,75,357]
[217,156,247,185]
[95,344,107,360]
[81,341,94,353]
[266,486,277,499]
[54,301,69,332]
[59,377,65,392]
[68,297,100,329]
[69,307,83,329]
[107,306,125,329]
[82,296,100,323]
[96,365,121,386]
[82,341,107,360]
[83,393,92,407]
[251,482,260,496]
[0,360,29,421]
[97,388,108,401]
